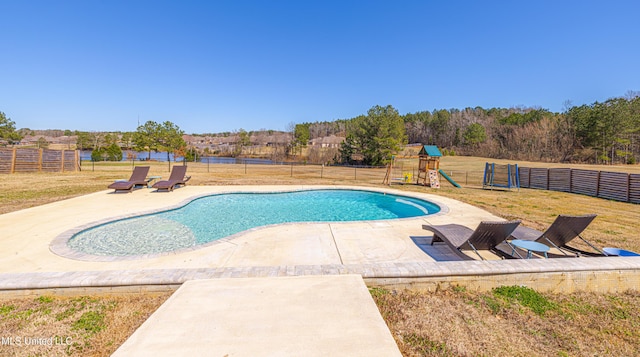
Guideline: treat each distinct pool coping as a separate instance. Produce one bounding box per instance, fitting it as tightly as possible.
[2,257,640,296]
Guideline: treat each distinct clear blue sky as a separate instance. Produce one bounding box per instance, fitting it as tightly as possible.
[1,0,639,134]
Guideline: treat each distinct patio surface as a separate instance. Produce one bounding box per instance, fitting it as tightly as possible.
[1,184,638,292]
[0,185,495,274]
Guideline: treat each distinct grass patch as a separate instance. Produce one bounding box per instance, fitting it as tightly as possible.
[0,293,172,356]
[481,294,504,315]
[0,304,16,316]
[73,310,106,335]
[56,306,79,321]
[37,295,54,304]
[368,287,390,299]
[13,309,35,320]
[371,287,640,356]
[402,333,452,355]
[492,285,558,316]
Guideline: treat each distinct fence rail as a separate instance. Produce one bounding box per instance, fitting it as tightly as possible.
[519,167,639,204]
[0,148,79,174]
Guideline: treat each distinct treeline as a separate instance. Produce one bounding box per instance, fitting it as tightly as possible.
[297,92,640,164]
[3,92,639,166]
[78,121,186,161]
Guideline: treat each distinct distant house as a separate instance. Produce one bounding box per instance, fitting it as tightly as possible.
[19,134,74,148]
[309,135,344,148]
[182,134,197,143]
[17,135,43,146]
[350,153,364,162]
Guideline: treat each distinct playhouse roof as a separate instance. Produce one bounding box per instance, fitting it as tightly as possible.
[419,145,442,157]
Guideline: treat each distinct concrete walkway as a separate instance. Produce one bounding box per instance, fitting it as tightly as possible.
[112,275,402,357]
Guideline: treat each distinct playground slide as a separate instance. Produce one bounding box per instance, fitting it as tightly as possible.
[438,169,461,188]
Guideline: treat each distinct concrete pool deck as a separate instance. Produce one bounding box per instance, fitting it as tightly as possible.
[0,185,494,274]
[1,184,639,294]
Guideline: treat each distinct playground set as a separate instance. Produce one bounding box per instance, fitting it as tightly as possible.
[383,145,461,188]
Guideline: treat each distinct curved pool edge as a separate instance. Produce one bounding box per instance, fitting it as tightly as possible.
[50,185,451,262]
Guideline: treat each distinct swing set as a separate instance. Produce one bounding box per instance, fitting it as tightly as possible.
[482,162,520,190]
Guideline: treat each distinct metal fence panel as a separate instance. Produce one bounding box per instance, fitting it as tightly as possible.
[598,171,629,202]
[548,168,571,192]
[630,174,640,204]
[520,166,637,204]
[571,169,599,197]
[529,168,549,190]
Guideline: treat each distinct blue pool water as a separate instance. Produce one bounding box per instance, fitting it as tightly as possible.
[68,189,440,256]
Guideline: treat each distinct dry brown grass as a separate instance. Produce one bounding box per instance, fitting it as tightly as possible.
[1,156,640,356]
[372,286,640,356]
[0,292,171,356]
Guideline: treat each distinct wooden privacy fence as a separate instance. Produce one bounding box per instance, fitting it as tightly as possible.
[519,167,640,204]
[0,148,79,173]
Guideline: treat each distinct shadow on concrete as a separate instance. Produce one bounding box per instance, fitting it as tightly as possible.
[410,236,464,262]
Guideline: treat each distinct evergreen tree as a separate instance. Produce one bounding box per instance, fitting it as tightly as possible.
[0,111,22,145]
[339,105,406,166]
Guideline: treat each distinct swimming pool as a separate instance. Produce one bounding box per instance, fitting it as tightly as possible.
[66,189,441,257]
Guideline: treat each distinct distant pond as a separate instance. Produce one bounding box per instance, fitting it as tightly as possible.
[80,150,274,164]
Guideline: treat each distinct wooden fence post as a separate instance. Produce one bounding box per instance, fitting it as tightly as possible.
[38,148,43,172]
[11,148,17,173]
[61,149,65,172]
